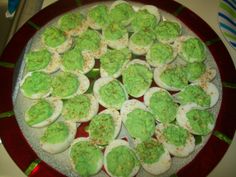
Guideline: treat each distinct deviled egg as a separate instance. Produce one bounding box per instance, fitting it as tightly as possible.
[25,49,60,73]
[87,4,109,30]
[75,29,107,59]
[178,36,206,63]
[109,0,135,26]
[69,138,103,177]
[176,104,215,135]
[135,138,171,175]
[144,87,178,123]
[40,121,76,154]
[174,82,219,108]
[93,77,128,110]
[155,20,182,44]
[146,42,178,67]
[25,98,62,128]
[121,99,156,141]
[100,48,131,78]
[20,71,52,99]
[155,124,195,157]
[130,5,160,32]
[88,108,122,146]
[58,12,88,36]
[60,47,95,74]
[103,22,129,49]
[104,139,140,177]
[41,26,72,54]
[51,72,89,99]
[62,94,98,123]
[154,64,188,91]
[122,59,153,98]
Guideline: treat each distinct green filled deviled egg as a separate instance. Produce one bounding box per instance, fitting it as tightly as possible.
[40,121,76,154]
[129,30,155,55]
[69,137,103,177]
[62,94,98,123]
[154,64,188,91]
[155,124,195,157]
[87,4,109,30]
[25,49,60,73]
[130,5,160,32]
[88,108,122,146]
[104,139,140,177]
[135,138,171,175]
[109,0,135,26]
[174,82,219,109]
[176,104,215,136]
[121,99,156,141]
[25,97,62,128]
[155,20,182,44]
[51,72,89,99]
[57,12,88,36]
[103,22,129,49]
[177,36,206,63]
[93,77,128,110]
[41,26,72,54]
[60,47,95,74]
[20,71,52,99]
[100,48,131,78]
[122,59,153,98]
[144,87,178,124]
[146,42,178,67]
[75,29,107,59]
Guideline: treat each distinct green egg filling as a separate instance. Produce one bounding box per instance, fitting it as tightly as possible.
[52,72,79,98]
[186,109,214,135]
[181,38,206,62]
[88,4,109,27]
[99,80,126,108]
[131,30,155,46]
[107,145,139,177]
[163,125,188,147]
[89,113,115,145]
[177,85,211,107]
[26,100,54,126]
[149,43,174,64]
[160,66,188,89]
[150,91,177,123]
[26,50,51,72]
[59,12,85,32]
[21,72,51,97]
[136,139,165,164]
[70,141,102,177]
[109,2,135,25]
[186,62,206,81]
[75,30,101,52]
[62,95,91,121]
[125,109,155,141]
[122,64,153,97]
[42,27,66,48]
[61,48,84,71]
[131,9,157,32]
[100,48,131,76]
[155,21,181,41]
[40,122,69,144]
[104,23,127,40]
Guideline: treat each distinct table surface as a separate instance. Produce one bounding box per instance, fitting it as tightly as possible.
[0,0,235,177]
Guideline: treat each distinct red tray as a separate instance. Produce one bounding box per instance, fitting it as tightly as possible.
[0,0,236,177]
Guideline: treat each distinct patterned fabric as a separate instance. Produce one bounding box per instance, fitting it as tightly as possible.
[218,0,236,49]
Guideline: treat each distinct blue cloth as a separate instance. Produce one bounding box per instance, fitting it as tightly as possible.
[8,0,20,14]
